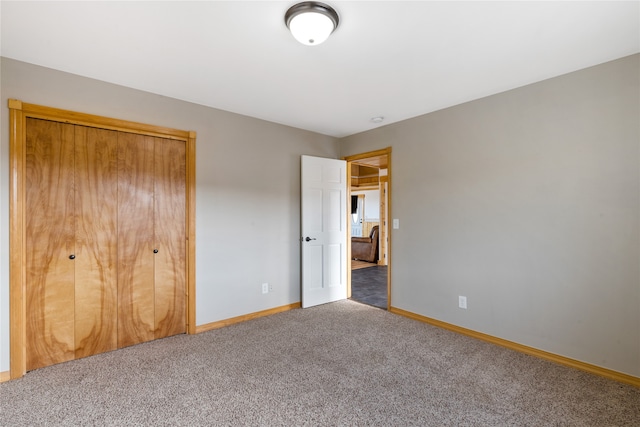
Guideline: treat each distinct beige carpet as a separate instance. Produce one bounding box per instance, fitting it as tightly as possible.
[1,300,638,426]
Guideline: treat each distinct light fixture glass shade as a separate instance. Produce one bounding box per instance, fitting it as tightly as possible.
[289,12,334,45]
[285,2,339,46]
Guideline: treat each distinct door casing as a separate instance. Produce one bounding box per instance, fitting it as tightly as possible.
[344,147,392,308]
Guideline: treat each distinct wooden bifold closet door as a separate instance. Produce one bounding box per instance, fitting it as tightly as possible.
[25,117,186,371]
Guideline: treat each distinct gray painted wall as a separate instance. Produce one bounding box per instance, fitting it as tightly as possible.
[340,54,640,377]
[0,58,339,373]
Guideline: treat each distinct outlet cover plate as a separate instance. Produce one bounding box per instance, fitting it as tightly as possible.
[458,296,467,309]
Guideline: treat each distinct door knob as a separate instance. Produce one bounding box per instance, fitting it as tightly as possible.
[69,254,75,260]
[153,249,158,253]
[305,237,317,242]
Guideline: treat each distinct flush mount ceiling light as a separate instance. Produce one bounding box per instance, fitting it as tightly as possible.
[285,2,339,46]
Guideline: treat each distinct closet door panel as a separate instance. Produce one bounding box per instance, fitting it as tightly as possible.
[25,118,76,370]
[74,126,119,358]
[118,133,155,347]
[154,137,186,339]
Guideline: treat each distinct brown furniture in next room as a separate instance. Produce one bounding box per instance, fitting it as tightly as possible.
[352,226,379,263]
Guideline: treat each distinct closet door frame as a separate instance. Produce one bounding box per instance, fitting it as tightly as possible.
[8,99,197,380]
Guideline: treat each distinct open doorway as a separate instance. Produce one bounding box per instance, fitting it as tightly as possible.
[344,148,391,310]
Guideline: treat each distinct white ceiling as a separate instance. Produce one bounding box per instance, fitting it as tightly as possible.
[1,1,639,138]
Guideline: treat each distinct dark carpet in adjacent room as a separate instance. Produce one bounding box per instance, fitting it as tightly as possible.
[351,265,387,309]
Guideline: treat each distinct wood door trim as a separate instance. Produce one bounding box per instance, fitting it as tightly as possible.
[13,101,191,140]
[186,132,196,334]
[9,100,26,379]
[343,147,392,308]
[344,148,390,164]
[8,99,197,379]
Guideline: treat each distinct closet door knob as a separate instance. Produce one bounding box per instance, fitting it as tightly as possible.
[69,254,75,260]
[153,249,158,254]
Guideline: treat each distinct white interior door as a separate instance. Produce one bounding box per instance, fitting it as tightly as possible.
[301,155,347,308]
[351,195,363,237]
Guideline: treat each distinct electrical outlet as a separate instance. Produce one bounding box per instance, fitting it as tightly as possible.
[458,296,467,309]
[262,283,269,294]
[269,283,273,292]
